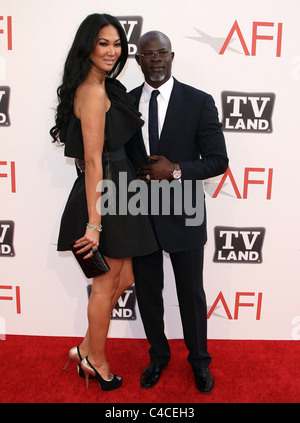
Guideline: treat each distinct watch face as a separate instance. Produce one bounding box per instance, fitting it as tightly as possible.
[172,170,182,179]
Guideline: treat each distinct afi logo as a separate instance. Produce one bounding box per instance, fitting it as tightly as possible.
[0,161,16,193]
[211,166,274,200]
[111,286,136,320]
[118,16,143,56]
[0,87,10,126]
[0,285,21,314]
[188,20,283,57]
[221,91,275,133]
[0,16,12,51]
[0,221,15,257]
[220,21,283,57]
[208,291,263,320]
[213,226,266,263]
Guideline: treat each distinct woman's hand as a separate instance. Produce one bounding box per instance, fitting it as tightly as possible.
[73,227,100,259]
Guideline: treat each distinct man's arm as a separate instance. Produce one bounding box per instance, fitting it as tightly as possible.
[178,94,228,181]
[137,94,228,182]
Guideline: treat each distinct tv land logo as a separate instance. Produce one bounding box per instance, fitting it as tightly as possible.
[221,91,275,133]
[0,220,15,257]
[118,16,143,57]
[0,86,10,126]
[111,286,137,320]
[188,20,283,57]
[87,284,136,320]
[213,226,266,263]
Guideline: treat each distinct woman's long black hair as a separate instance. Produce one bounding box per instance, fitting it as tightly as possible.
[50,13,128,143]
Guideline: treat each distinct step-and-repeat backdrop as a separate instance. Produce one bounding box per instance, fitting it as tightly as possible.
[1,0,299,341]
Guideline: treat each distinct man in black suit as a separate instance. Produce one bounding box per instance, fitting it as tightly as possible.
[126,31,228,393]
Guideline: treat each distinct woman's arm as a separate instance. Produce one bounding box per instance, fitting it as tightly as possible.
[73,82,108,258]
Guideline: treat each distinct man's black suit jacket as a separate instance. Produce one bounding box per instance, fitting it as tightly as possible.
[126,78,228,254]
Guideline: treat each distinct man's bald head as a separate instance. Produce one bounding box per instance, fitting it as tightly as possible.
[137,31,172,54]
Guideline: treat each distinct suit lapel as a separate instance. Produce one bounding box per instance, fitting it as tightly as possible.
[158,79,186,153]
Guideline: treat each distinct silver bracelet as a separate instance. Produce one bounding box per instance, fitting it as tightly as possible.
[87,223,102,232]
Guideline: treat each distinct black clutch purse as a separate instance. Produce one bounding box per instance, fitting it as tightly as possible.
[70,241,110,279]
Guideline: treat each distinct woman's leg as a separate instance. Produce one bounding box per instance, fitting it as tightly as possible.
[111,257,134,307]
[86,257,123,379]
[80,257,134,379]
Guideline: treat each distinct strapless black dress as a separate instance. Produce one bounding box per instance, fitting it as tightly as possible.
[57,79,158,258]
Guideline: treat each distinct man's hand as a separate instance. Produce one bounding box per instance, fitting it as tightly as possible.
[137,155,174,182]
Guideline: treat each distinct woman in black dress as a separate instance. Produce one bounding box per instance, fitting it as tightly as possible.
[50,14,157,391]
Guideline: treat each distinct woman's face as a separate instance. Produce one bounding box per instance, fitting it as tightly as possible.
[89,25,122,75]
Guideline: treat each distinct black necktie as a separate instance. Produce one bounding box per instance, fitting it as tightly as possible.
[148,90,160,154]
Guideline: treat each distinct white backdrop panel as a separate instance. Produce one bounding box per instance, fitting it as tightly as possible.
[0,0,299,340]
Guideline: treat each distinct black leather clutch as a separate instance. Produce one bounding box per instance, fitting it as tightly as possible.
[70,241,110,279]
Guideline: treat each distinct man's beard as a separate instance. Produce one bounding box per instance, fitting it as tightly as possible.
[149,74,165,82]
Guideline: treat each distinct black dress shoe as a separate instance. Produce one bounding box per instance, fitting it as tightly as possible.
[140,362,166,388]
[193,367,214,393]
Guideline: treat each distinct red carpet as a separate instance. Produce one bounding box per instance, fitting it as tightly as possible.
[0,335,299,404]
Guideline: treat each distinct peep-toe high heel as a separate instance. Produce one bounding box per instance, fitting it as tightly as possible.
[63,346,82,371]
[81,357,122,391]
[63,346,89,379]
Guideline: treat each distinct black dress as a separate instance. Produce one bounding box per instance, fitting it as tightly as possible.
[57,79,158,259]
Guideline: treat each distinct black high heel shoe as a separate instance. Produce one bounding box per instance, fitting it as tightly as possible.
[81,357,122,391]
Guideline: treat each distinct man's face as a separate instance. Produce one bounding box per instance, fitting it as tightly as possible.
[136,35,174,88]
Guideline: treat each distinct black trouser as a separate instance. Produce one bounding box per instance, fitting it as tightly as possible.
[133,247,211,370]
